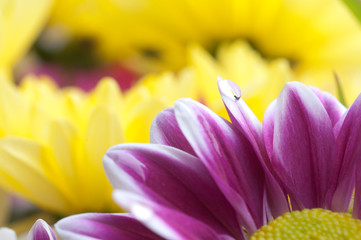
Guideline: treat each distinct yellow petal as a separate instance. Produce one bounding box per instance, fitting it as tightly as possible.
[0,137,71,214]
[125,97,168,143]
[46,119,82,209]
[20,75,65,119]
[139,70,197,104]
[246,59,293,120]
[187,44,223,103]
[0,0,53,71]
[89,77,123,110]
[218,41,269,95]
[83,106,124,211]
[0,75,29,137]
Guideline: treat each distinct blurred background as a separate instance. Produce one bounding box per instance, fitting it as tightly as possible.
[13,0,361,100]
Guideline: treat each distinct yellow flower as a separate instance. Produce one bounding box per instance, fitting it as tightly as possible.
[0,0,53,75]
[0,71,195,215]
[0,0,53,227]
[0,41,297,216]
[48,0,361,102]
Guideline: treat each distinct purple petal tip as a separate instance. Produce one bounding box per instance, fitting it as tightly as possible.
[217,77,242,101]
[28,219,56,240]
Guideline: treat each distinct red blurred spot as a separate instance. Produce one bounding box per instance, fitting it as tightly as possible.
[23,63,139,92]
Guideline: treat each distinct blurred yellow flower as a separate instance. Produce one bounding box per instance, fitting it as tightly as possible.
[48,0,361,102]
[0,0,53,75]
[0,71,195,215]
[0,0,197,215]
[0,0,53,227]
[0,40,297,216]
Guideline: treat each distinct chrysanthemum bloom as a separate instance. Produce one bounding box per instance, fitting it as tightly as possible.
[55,78,361,239]
[47,0,361,101]
[0,70,194,216]
[0,0,53,226]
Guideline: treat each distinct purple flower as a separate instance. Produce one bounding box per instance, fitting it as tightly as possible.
[55,78,361,239]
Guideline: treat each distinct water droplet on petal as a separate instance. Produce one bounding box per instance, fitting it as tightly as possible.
[217,76,242,101]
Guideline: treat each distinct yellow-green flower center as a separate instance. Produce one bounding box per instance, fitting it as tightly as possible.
[250,209,361,240]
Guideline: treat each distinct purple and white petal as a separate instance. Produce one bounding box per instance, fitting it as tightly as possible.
[114,191,234,240]
[310,87,346,127]
[267,82,338,209]
[217,77,263,152]
[56,213,162,240]
[263,100,277,159]
[104,143,244,238]
[218,78,289,219]
[28,219,56,240]
[333,94,361,212]
[150,107,195,155]
[174,98,266,232]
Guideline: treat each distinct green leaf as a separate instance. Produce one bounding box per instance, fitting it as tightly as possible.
[342,0,361,23]
[334,72,347,107]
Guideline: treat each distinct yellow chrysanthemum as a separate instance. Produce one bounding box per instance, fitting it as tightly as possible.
[0,70,195,215]
[48,0,361,102]
[0,0,53,226]
[0,40,299,216]
[0,0,53,75]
